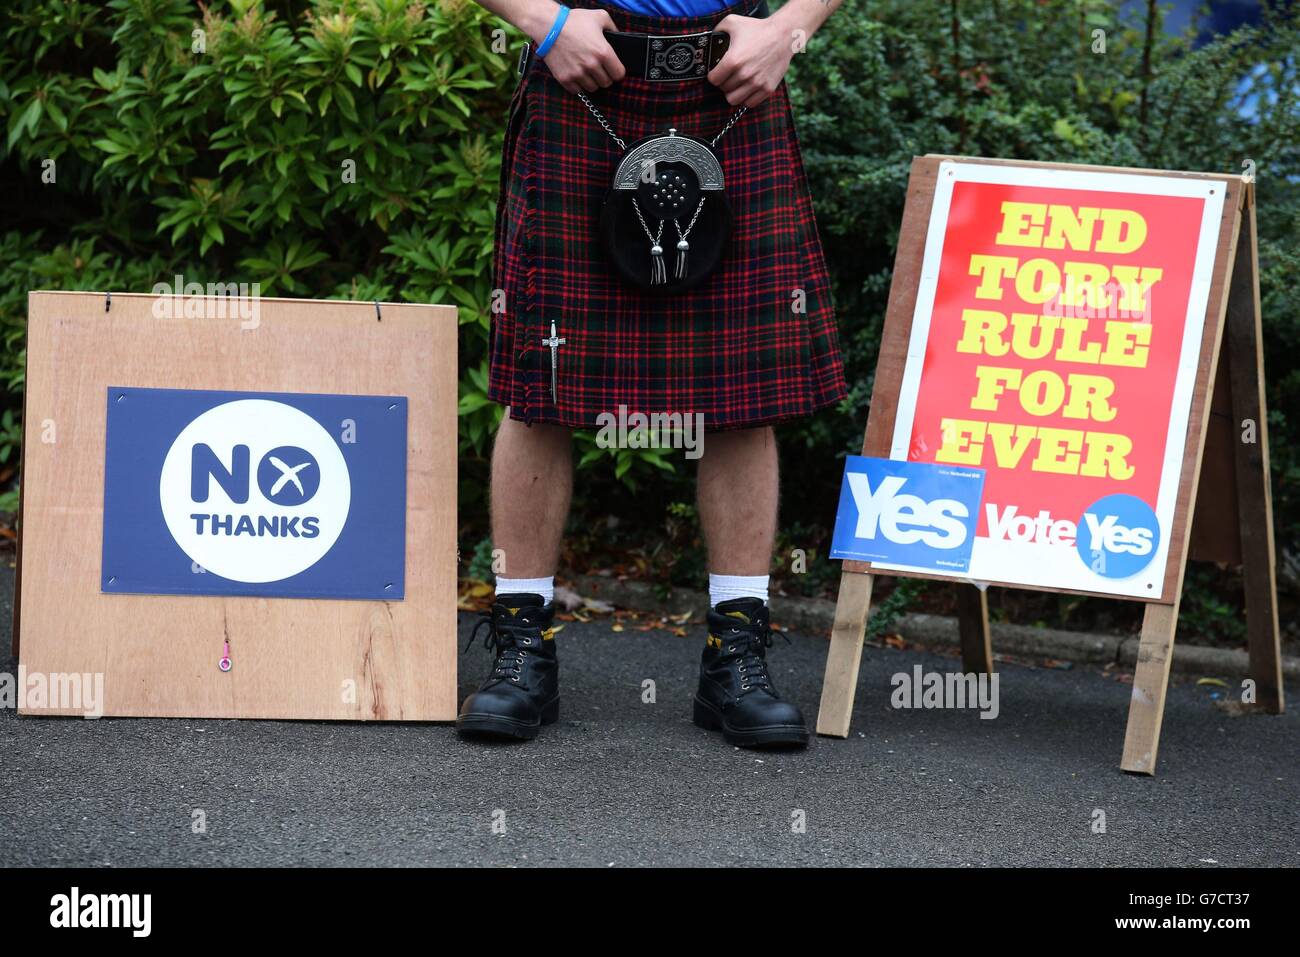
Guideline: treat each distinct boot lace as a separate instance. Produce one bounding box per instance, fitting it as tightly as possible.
[464,614,540,689]
[722,621,790,698]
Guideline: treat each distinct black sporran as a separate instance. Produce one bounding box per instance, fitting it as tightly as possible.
[598,128,732,293]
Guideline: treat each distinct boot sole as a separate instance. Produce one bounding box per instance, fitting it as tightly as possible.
[457,697,559,741]
[692,696,809,749]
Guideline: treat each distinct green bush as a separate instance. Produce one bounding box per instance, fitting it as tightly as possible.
[0,0,511,462]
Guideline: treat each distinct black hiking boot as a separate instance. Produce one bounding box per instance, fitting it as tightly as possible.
[457,593,559,740]
[693,597,809,748]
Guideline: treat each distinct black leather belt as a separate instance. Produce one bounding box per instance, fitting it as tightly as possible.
[607,29,731,81]
[518,0,769,82]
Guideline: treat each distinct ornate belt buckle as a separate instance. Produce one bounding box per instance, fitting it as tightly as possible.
[646,32,711,82]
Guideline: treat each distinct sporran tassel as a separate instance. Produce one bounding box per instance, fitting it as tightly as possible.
[650,243,666,285]
[672,198,704,282]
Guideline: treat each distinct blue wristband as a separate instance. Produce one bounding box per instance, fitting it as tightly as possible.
[535,5,570,59]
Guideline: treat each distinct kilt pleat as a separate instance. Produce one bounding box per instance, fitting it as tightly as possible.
[488,0,847,430]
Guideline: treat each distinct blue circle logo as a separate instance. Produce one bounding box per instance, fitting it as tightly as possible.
[1076,494,1159,579]
[256,445,320,505]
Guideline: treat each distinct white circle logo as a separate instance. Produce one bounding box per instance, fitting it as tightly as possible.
[159,399,351,583]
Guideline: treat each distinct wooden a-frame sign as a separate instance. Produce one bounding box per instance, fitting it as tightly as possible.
[817,155,1283,774]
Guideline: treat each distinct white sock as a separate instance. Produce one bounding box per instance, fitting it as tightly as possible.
[709,573,768,608]
[495,576,555,604]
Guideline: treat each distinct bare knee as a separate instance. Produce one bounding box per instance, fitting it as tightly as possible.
[496,407,573,452]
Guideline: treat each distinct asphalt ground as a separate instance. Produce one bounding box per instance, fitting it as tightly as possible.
[1,563,1295,867]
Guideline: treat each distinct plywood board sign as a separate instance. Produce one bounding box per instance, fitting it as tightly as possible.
[15,291,458,720]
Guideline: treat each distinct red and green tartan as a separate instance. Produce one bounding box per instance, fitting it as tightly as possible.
[488,0,847,431]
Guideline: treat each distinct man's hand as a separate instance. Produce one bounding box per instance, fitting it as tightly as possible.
[535,7,626,94]
[706,15,797,108]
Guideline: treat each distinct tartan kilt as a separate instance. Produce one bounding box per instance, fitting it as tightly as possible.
[488,0,847,431]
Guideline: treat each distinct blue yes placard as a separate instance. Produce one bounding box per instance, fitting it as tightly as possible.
[829,456,986,572]
[101,387,407,600]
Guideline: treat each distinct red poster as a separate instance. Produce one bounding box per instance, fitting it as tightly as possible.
[879,163,1225,598]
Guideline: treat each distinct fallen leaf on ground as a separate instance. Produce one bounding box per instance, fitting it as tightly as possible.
[1213,699,1258,717]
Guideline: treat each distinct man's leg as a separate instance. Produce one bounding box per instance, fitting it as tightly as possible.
[490,411,574,584]
[458,410,573,740]
[693,426,808,748]
[697,426,779,577]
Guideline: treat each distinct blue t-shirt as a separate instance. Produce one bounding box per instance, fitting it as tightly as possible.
[603,0,732,15]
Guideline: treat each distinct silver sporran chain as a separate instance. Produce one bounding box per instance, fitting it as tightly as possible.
[576,91,747,284]
[575,91,747,150]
